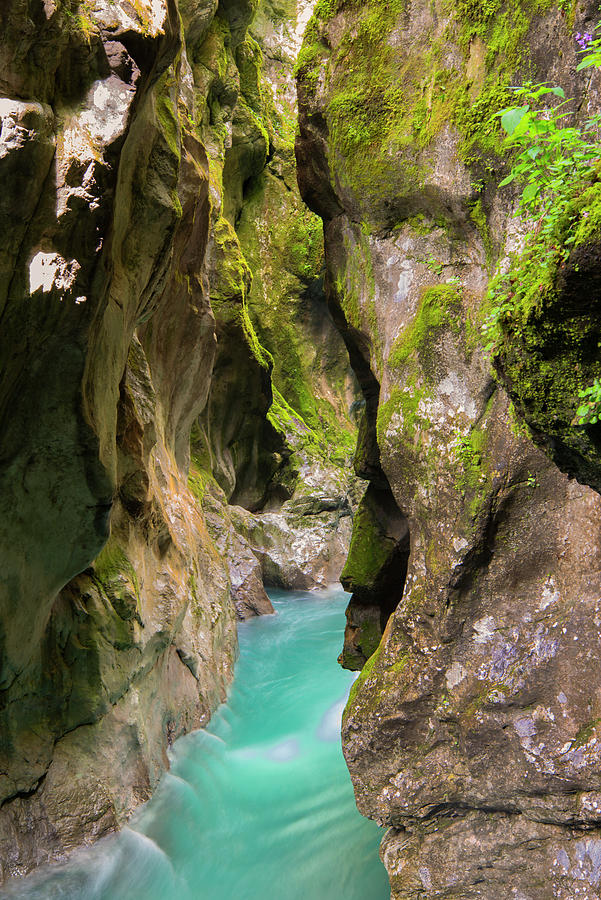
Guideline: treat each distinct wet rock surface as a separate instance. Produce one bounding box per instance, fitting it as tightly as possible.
[296,0,601,895]
[0,0,354,880]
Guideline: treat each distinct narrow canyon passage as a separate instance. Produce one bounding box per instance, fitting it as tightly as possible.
[2,589,388,900]
[7,0,601,893]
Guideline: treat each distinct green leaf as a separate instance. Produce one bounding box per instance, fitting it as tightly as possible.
[577,53,601,71]
[501,106,530,136]
[521,182,539,204]
[498,173,517,187]
[549,86,565,99]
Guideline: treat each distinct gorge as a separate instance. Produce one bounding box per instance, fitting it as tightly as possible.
[2,588,390,899]
[3,0,601,897]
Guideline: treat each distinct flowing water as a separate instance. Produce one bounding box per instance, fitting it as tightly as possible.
[4,587,389,900]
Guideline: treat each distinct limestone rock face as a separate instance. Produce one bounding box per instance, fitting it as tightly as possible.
[0,0,355,881]
[0,0,240,878]
[296,0,601,895]
[187,0,360,609]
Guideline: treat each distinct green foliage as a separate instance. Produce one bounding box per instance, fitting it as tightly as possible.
[575,379,601,424]
[576,24,601,71]
[483,77,601,348]
[496,83,600,217]
[478,47,601,476]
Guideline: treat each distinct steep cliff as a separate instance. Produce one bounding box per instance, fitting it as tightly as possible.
[0,0,356,880]
[190,0,360,605]
[297,0,601,896]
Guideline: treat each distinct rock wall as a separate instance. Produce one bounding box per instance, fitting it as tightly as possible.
[296,0,601,896]
[0,0,356,880]
[189,0,361,608]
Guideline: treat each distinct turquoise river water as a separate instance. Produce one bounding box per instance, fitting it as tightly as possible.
[3,587,390,900]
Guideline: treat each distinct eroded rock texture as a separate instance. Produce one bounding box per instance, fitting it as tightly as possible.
[0,0,239,877]
[0,0,356,880]
[297,0,601,896]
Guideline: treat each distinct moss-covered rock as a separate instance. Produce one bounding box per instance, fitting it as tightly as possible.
[297,0,601,895]
[491,194,601,492]
[297,0,587,231]
[339,483,409,668]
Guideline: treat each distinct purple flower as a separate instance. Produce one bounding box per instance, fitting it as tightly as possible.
[576,31,594,50]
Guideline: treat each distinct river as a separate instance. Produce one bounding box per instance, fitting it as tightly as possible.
[3,587,389,900]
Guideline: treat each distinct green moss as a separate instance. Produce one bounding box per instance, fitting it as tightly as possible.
[186,0,357,495]
[155,75,181,162]
[573,718,601,748]
[94,542,136,592]
[452,416,493,520]
[234,136,355,466]
[294,0,341,84]
[486,184,601,482]
[388,285,462,378]
[451,0,503,33]
[377,385,423,447]
[240,303,273,370]
[455,431,482,491]
[345,642,414,718]
[188,462,216,505]
[92,540,141,622]
[210,217,251,300]
[469,199,493,268]
[267,388,355,465]
[574,183,601,247]
[236,35,264,110]
[64,5,98,42]
[357,620,386,660]
[333,230,383,364]
[196,16,232,84]
[454,79,515,166]
[297,0,564,226]
[378,280,495,521]
[341,493,396,592]
[345,639,384,710]
[459,679,512,723]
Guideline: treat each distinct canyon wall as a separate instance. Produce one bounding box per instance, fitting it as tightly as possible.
[0,0,355,879]
[297,0,601,896]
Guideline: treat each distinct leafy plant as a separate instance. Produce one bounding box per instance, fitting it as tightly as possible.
[575,25,601,69]
[479,26,601,437]
[424,256,445,275]
[574,379,601,424]
[496,83,601,220]
[482,65,601,348]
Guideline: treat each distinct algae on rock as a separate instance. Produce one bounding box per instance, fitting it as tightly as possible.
[0,0,356,881]
[296,0,601,896]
